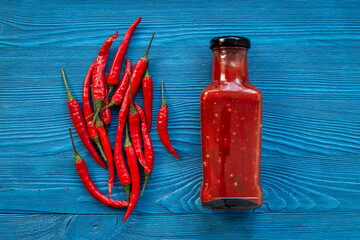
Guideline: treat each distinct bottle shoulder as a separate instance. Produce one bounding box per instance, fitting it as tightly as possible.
[201,81,261,97]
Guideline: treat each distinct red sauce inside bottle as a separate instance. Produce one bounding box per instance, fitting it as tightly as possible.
[200,45,263,209]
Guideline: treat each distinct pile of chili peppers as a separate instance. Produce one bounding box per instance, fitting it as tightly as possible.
[61,17,180,222]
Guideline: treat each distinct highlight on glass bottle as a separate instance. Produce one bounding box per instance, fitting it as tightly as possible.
[200,36,263,209]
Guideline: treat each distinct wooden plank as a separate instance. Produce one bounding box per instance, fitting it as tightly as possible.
[0,155,359,214]
[0,0,359,238]
[0,212,359,239]
[0,47,359,158]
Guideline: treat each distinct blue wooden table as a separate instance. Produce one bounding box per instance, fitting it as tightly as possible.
[1,0,359,239]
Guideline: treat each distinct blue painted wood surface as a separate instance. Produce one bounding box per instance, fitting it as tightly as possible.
[0,0,359,239]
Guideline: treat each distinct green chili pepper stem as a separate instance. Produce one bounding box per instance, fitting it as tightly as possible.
[142,33,155,60]
[69,127,82,163]
[85,100,116,119]
[161,81,167,107]
[124,184,131,204]
[90,85,104,129]
[92,137,107,162]
[129,72,137,115]
[61,68,75,100]
[141,172,150,197]
[91,99,104,126]
[144,59,151,78]
[124,121,132,147]
[103,84,114,106]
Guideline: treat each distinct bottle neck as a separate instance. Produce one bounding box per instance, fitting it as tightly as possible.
[211,47,249,85]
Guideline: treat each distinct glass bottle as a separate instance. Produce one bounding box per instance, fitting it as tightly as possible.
[200,36,263,209]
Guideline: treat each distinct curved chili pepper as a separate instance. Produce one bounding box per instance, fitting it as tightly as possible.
[113,33,155,201]
[92,32,118,126]
[91,86,114,197]
[114,118,131,202]
[69,128,127,208]
[123,121,140,222]
[102,74,111,133]
[95,117,114,198]
[129,74,150,173]
[82,63,107,161]
[116,32,155,122]
[61,69,108,170]
[157,81,180,160]
[142,59,153,131]
[100,58,131,111]
[134,102,154,196]
[106,17,141,98]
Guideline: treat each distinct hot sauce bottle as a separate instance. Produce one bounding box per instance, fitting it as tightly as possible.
[200,36,263,209]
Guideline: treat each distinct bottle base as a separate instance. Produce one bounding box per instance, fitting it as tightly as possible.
[201,198,261,209]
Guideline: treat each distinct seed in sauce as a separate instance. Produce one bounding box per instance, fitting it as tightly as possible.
[214,113,219,117]
[206,154,210,158]
[227,108,232,112]
[230,173,234,178]
[206,136,210,139]
[234,182,238,187]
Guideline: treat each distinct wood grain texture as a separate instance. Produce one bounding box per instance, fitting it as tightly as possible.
[0,0,359,238]
[1,213,360,240]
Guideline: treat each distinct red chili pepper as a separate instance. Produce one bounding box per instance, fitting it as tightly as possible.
[157,81,180,160]
[134,102,154,196]
[142,59,153,131]
[113,33,155,201]
[118,33,155,121]
[106,17,141,97]
[92,32,118,126]
[95,117,114,198]
[100,58,131,111]
[102,74,111,133]
[69,128,127,208]
[61,69,108,170]
[129,73,150,173]
[91,85,114,197]
[114,116,131,202]
[123,121,140,223]
[82,63,107,161]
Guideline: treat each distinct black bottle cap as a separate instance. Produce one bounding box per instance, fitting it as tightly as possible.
[209,36,251,49]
